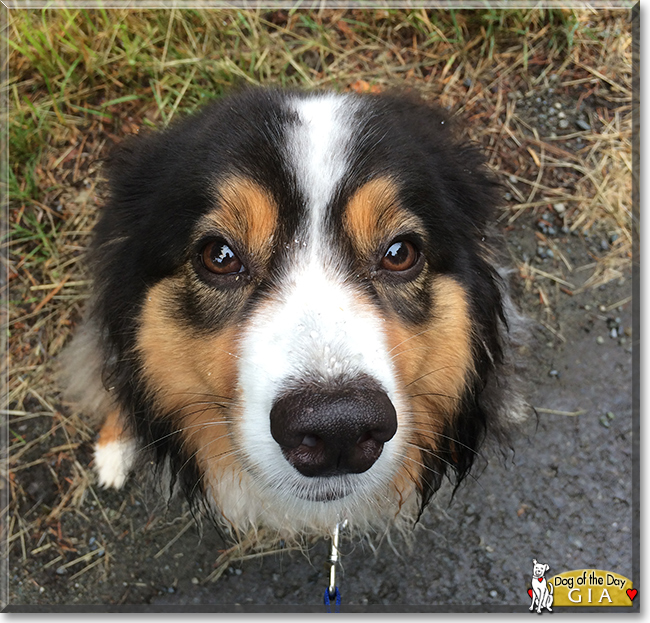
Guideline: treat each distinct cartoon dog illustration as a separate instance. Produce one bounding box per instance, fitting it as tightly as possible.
[529,559,554,613]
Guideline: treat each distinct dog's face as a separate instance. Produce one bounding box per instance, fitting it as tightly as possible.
[79,89,521,536]
[532,560,550,579]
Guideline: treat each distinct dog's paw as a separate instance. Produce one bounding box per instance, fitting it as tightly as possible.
[94,438,137,489]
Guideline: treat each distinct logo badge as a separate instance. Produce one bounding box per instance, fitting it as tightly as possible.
[528,559,554,613]
[528,564,635,608]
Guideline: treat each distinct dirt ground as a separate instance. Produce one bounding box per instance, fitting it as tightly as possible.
[7,195,637,613]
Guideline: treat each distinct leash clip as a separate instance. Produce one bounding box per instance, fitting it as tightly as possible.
[325,520,347,611]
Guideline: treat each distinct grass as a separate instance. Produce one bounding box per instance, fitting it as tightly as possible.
[4,6,634,605]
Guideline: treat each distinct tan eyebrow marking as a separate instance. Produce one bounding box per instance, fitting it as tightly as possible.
[203,176,278,265]
[343,177,423,257]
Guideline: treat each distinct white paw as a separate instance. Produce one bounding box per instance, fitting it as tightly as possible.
[94,438,137,489]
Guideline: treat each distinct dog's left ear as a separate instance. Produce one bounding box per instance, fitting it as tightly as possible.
[545,564,550,573]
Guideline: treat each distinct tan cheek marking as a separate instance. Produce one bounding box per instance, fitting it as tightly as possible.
[385,275,474,497]
[206,177,278,265]
[136,281,241,476]
[343,177,421,257]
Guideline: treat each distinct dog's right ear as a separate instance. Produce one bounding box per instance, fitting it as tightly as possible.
[532,559,537,565]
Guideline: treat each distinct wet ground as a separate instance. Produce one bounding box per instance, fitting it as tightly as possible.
[8,211,636,613]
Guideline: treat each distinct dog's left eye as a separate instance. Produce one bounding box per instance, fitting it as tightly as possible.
[380,240,419,272]
[200,240,245,275]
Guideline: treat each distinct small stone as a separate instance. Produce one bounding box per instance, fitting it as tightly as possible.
[600,239,609,251]
[490,590,498,598]
[569,536,583,548]
[504,192,513,200]
[509,175,518,184]
[561,226,570,234]
[547,227,556,236]
[599,305,607,312]
[610,328,618,339]
[576,119,591,131]
[546,249,555,259]
[167,587,175,594]
[549,369,559,378]
[584,304,591,311]
[553,203,566,214]
[606,411,616,420]
[235,568,243,576]
[464,78,472,87]
[554,102,562,109]
[599,415,610,428]
[537,246,547,258]
[56,567,67,575]
[557,111,566,119]
[536,97,542,103]
[596,336,605,344]
[559,119,569,129]
[191,577,200,585]
[624,327,632,337]
[610,233,619,244]
[619,337,627,345]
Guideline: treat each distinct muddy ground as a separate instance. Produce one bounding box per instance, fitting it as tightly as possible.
[7,201,637,612]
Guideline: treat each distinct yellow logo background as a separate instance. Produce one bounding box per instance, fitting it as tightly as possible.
[548,569,633,607]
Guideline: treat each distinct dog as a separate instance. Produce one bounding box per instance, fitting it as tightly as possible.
[62,88,525,544]
[530,559,554,613]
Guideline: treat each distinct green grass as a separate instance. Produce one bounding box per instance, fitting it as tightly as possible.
[5,7,594,204]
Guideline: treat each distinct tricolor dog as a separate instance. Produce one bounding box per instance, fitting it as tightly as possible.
[63,88,525,543]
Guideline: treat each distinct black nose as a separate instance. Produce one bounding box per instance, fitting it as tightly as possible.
[269,386,398,477]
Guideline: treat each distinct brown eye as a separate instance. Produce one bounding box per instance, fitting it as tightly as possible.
[201,240,244,275]
[381,240,418,272]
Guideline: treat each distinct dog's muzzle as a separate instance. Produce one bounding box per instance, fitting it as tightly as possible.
[270,383,397,478]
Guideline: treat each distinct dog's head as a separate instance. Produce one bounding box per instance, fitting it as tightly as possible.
[83,88,523,536]
[532,560,550,578]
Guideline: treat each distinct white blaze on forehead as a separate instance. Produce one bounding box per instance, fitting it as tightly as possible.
[288,94,358,238]
[235,92,407,507]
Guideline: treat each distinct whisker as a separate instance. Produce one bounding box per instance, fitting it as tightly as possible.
[406,428,481,457]
[403,442,482,487]
[404,364,465,388]
[390,345,440,362]
[138,419,228,453]
[387,327,438,355]
[166,391,235,402]
[408,391,462,401]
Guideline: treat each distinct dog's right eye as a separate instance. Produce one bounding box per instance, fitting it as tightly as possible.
[199,239,245,275]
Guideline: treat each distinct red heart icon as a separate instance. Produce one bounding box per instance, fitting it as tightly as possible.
[528,589,533,598]
[626,589,637,602]
[538,577,544,582]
